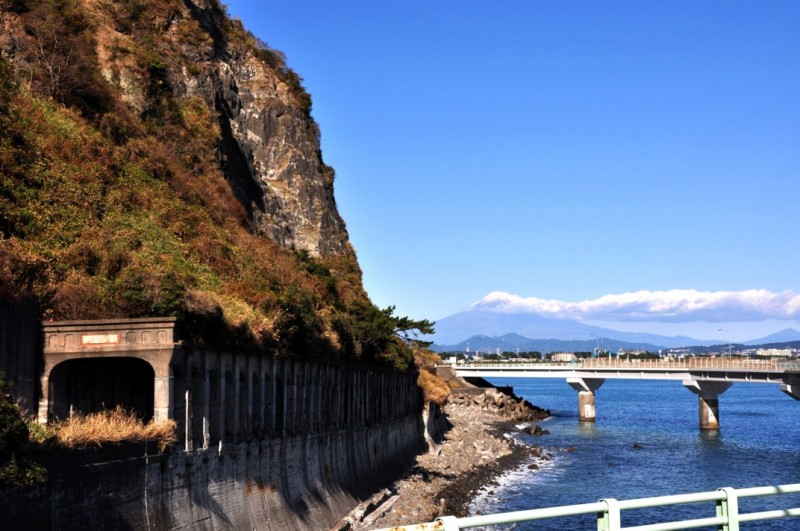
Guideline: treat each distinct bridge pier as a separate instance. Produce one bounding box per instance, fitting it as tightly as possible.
[683,380,732,430]
[780,385,800,400]
[567,377,605,422]
[780,374,800,400]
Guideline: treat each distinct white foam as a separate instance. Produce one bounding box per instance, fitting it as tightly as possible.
[468,452,564,517]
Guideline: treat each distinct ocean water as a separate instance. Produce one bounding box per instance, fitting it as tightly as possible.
[469,378,800,529]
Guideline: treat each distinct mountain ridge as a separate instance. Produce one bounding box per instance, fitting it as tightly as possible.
[744,328,800,345]
[429,308,800,352]
[429,309,717,348]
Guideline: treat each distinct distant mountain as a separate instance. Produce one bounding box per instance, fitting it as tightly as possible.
[429,309,714,350]
[744,328,800,345]
[430,310,599,344]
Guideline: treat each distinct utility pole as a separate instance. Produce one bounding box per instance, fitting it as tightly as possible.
[718,328,732,357]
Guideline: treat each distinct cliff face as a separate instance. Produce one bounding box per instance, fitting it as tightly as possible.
[100,0,350,256]
[214,58,348,255]
[1,0,348,257]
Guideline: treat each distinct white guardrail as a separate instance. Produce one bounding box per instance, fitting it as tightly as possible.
[379,483,800,530]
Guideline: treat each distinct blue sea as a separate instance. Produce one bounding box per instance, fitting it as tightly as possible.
[469,378,800,529]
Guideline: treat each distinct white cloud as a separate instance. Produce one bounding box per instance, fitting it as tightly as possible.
[470,289,800,322]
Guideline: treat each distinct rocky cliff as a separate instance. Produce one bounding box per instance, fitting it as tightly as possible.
[110,0,348,256]
[0,0,348,256]
[0,0,411,365]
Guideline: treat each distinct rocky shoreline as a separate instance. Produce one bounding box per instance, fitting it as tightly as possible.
[339,391,552,530]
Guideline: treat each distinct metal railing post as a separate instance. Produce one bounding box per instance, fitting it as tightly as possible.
[436,515,461,531]
[596,498,621,530]
[716,487,740,531]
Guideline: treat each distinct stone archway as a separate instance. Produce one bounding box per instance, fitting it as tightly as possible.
[38,318,179,424]
[48,357,155,421]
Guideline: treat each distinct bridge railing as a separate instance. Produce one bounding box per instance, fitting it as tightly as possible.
[456,362,576,369]
[380,483,800,530]
[778,360,800,371]
[453,358,796,371]
[581,358,781,371]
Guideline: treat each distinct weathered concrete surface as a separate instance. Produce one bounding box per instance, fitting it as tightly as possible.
[781,373,800,400]
[1,417,423,530]
[422,401,448,454]
[39,318,178,424]
[567,377,605,422]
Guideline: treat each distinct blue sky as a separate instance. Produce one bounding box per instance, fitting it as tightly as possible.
[224,1,800,341]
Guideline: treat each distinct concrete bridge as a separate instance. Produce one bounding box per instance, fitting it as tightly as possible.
[448,359,800,429]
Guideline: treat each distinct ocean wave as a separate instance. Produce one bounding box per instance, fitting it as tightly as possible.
[469,449,564,517]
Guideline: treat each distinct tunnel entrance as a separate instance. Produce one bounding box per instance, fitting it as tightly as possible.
[49,358,155,422]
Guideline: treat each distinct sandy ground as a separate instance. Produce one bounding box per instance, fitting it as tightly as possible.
[338,396,553,530]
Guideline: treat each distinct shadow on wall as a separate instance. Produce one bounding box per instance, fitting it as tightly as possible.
[0,299,41,414]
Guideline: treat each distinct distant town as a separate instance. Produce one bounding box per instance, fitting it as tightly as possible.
[441,342,800,364]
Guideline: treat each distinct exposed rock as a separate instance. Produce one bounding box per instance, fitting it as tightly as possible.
[522,423,550,436]
[449,389,550,423]
[210,58,350,256]
[0,0,352,259]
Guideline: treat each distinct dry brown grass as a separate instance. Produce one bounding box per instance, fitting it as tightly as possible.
[418,369,450,406]
[413,347,441,369]
[50,406,177,449]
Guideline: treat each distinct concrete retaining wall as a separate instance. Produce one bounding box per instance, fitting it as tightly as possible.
[170,353,422,452]
[3,318,426,528]
[2,372,424,530]
[422,401,449,454]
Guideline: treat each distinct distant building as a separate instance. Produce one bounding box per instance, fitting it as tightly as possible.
[551,352,577,362]
[756,348,792,358]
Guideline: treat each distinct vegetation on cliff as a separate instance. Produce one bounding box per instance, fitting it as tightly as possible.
[0,0,432,369]
[412,346,450,405]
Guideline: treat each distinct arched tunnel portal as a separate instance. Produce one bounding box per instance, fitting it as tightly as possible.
[48,357,155,422]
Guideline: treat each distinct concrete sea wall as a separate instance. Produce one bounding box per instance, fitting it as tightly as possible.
[3,358,424,530]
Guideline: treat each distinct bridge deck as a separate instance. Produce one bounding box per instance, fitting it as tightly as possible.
[452,359,800,384]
